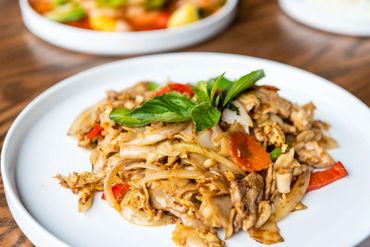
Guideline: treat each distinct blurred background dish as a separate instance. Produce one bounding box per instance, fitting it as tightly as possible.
[29,0,226,32]
[279,0,370,36]
[20,0,237,55]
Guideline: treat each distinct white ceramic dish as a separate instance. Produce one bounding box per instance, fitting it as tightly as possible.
[2,53,370,247]
[279,0,370,37]
[19,0,237,55]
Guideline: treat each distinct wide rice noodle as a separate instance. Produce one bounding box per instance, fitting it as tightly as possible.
[172,143,245,175]
[120,205,175,226]
[138,169,203,186]
[273,169,311,222]
[124,162,161,171]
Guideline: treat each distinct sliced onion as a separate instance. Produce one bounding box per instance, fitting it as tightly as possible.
[174,122,194,142]
[122,123,188,146]
[120,205,175,226]
[273,169,311,222]
[139,169,203,185]
[119,146,155,160]
[197,129,213,148]
[68,103,100,136]
[172,143,245,175]
[103,163,125,211]
[78,194,94,213]
[248,220,284,244]
[124,162,161,171]
[221,100,253,134]
[276,173,292,194]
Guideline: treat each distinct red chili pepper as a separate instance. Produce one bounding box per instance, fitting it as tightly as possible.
[155,83,195,96]
[169,83,195,96]
[307,161,348,192]
[86,124,103,140]
[101,183,129,203]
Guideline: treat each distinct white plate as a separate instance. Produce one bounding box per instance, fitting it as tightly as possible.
[2,53,370,247]
[19,0,237,55]
[279,0,370,37]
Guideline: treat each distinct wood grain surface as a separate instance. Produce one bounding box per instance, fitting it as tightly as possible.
[0,0,369,246]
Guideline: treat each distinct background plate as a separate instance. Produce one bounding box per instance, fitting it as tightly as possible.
[19,0,237,55]
[2,53,370,247]
[279,0,370,37]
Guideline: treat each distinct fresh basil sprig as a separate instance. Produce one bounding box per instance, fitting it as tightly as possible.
[109,70,265,132]
[194,69,264,109]
[110,92,195,127]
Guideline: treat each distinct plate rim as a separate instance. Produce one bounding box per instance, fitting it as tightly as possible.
[2,52,370,246]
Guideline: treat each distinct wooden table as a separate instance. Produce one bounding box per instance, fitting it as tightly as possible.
[0,0,369,246]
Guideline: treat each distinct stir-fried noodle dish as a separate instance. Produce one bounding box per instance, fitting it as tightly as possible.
[57,70,348,246]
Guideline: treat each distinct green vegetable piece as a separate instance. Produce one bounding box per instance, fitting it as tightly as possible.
[191,102,221,132]
[210,72,225,102]
[214,94,221,108]
[110,92,195,126]
[193,81,210,103]
[110,108,145,126]
[208,76,232,92]
[46,3,85,22]
[147,82,160,91]
[222,70,265,107]
[96,0,126,8]
[112,69,265,132]
[146,0,167,9]
[270,147,282,161]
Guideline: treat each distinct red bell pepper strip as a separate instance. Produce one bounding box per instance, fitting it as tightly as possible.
[86,124,103,140]
[155,83,195,96]
[101,183,129,203]
[307,161,348,192]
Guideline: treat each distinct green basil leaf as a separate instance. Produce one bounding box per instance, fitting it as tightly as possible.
[110,92,195,126]
[222,69,265,107]
[217,77,233,90]
[210,73,225,102]
[193,81,210,103]
[214,94,221,108]
[191,103,221,132]
[110,108,145,126]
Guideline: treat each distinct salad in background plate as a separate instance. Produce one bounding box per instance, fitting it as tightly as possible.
[30,0,226,32]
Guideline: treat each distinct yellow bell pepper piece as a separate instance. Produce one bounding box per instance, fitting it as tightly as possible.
[89,15,117,31]
[168,4,200,28]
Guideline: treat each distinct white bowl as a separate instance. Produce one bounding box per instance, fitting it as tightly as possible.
[279,0,370,37]
[19,0,237,55]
